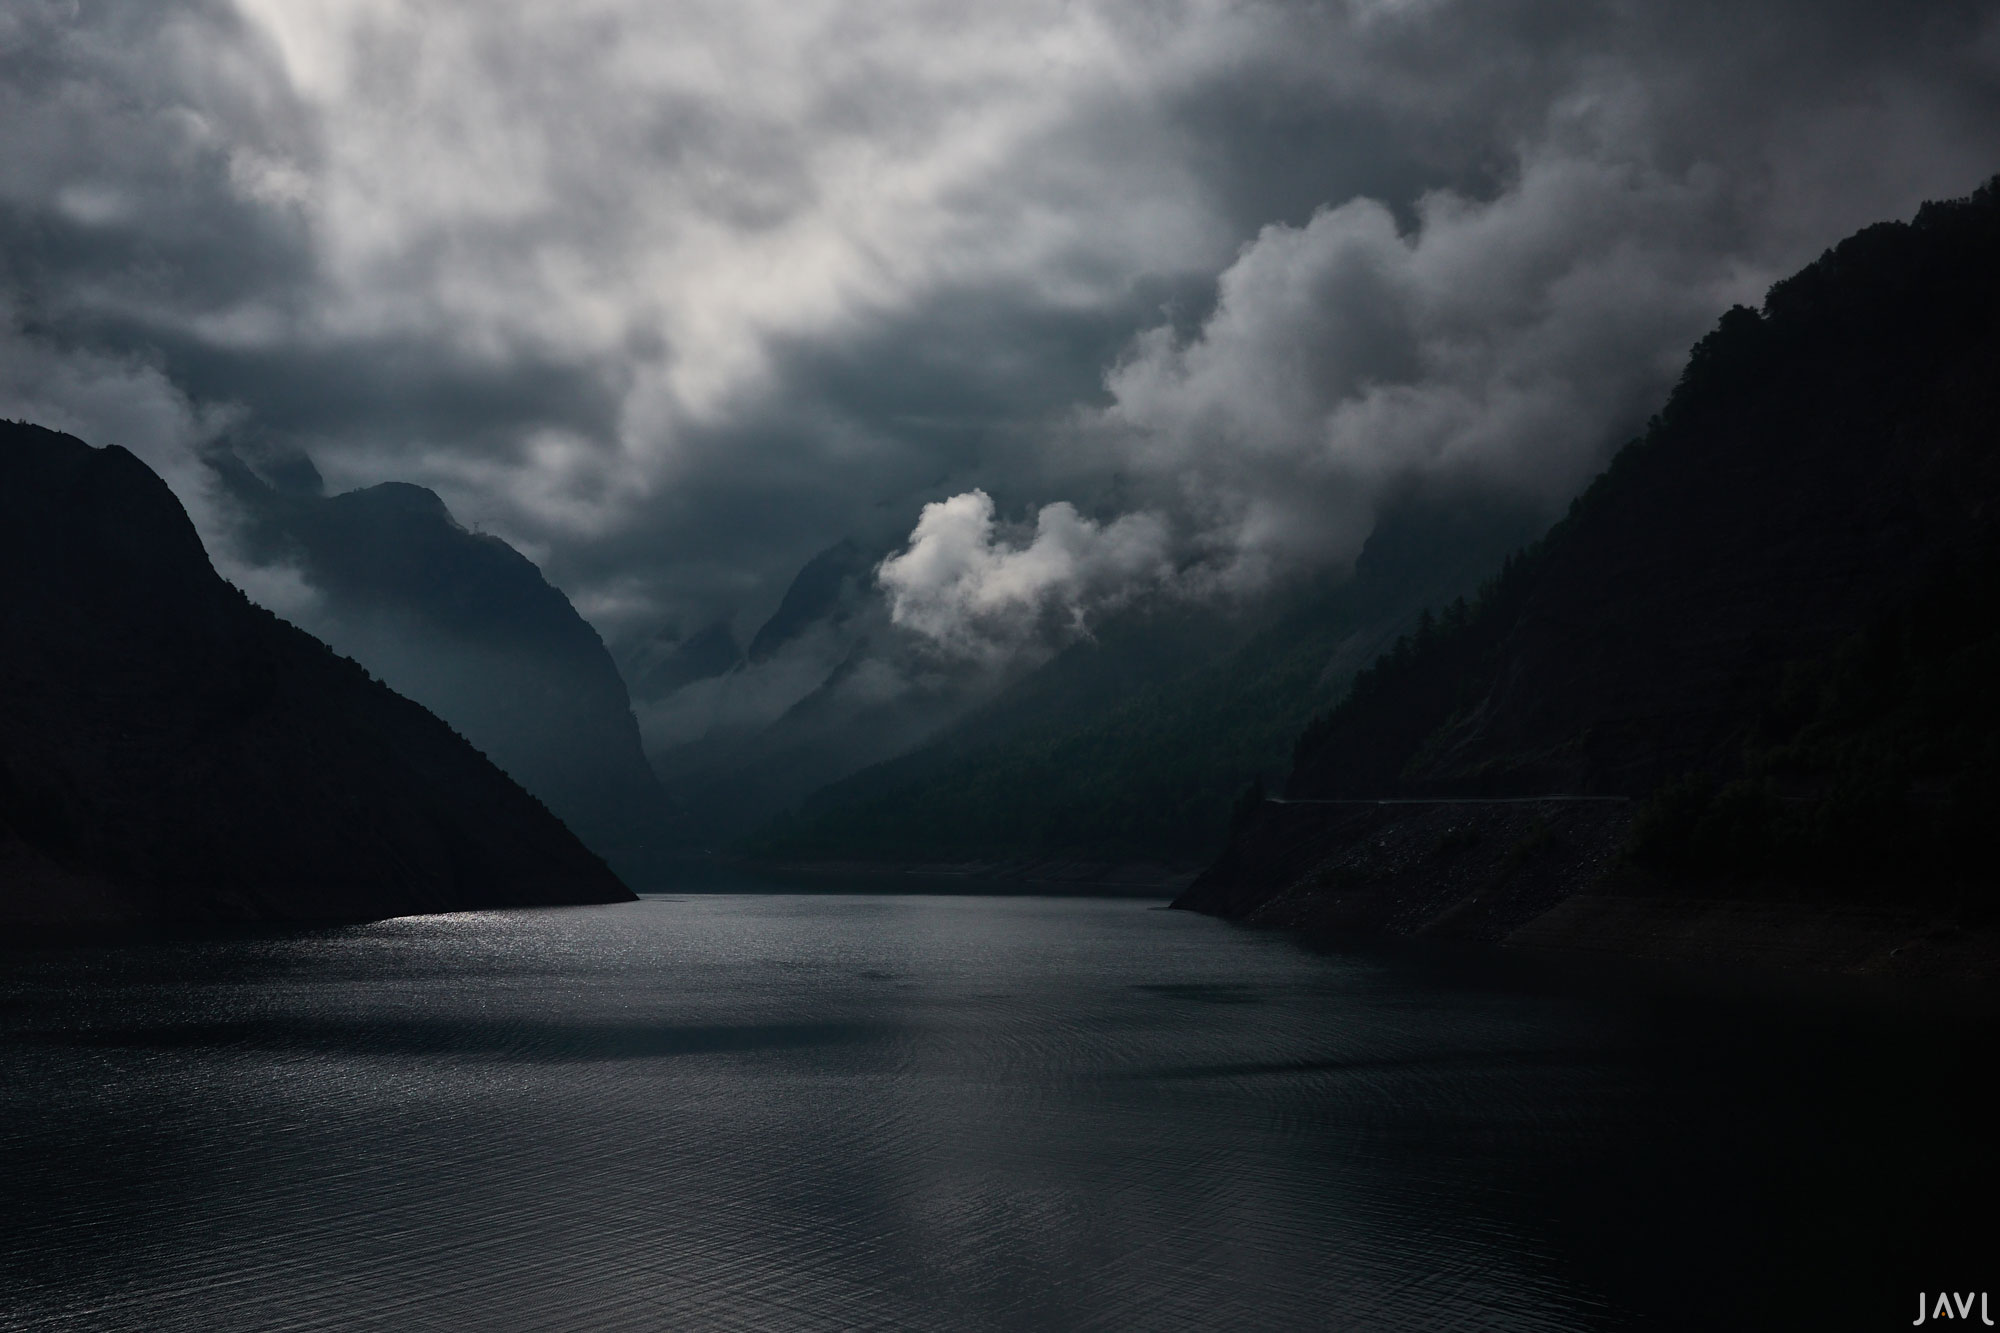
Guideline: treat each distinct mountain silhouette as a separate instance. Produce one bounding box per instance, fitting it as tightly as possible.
[0,422,633,924]
[217,456,677,886]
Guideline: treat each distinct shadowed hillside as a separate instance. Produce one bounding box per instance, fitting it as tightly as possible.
[1181,180,2000,960]
[217,456,676,887]
[0,423,633,924]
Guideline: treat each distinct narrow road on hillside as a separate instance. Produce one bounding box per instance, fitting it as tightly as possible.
[1266,795,1630,806]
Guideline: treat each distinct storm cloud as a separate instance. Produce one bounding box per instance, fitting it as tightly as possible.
[3,0,1997,660]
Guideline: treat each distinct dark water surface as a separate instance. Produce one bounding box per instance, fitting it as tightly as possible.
[1,892,1992,1331]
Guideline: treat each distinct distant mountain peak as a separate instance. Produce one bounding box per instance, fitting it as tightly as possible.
[745,538,877,665]
[332,480,456,523]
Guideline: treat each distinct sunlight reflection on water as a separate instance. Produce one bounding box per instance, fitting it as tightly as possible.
[0,892,1990,1331]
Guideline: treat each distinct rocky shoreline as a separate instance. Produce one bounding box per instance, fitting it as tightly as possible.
[1174,798,2000,987]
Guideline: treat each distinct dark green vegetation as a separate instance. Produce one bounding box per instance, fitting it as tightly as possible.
[217,452,676,886]
[751,496,1537,865]
[1285,543,1551,796]
[1625,541,2000,910]
[1184,179,2000,937]
[0,423,632,924]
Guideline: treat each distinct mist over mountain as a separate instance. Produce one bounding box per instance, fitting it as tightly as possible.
[625,620,741,703]
[752,491,1542,869]
[629,538,1020,842]
[2,2,1999,912]
[744,540,876,665]
[649,491,1539,858]
[0,422,632,924]
[215,453,678,886]
[1182,181,2000,946]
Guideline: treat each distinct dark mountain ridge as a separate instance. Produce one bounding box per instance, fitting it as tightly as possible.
[0,422,633,924]
[217,456,677,886]
[1179,179,2000,963]
[744,538,875,664]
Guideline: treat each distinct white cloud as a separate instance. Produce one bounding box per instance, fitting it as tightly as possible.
[874,146,1773,656]
[1087,149,1768,591]
[877,489,1171,660]
[221,0,1234,425]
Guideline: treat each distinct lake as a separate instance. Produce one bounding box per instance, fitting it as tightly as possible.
[1,890,1992,1331]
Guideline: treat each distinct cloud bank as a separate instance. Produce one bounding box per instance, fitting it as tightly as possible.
[2,0,1996,667]
[874,138,1955,650]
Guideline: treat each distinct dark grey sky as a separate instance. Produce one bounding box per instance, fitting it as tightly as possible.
[4,0,1997,659]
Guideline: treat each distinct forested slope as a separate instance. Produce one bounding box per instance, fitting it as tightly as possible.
[1182,179,2000,939]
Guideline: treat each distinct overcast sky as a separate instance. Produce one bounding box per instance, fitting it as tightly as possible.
[4,0,1998,657]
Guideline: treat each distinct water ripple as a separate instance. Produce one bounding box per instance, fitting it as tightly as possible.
[1,892,1989,1332]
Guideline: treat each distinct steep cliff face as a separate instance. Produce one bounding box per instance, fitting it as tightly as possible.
[1180,181,2000,949]
[218,459,676,886]
[0,423,634,924]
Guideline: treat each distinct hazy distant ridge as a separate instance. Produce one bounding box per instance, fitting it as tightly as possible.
[217,454,677,887]
[0,422,633,924]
